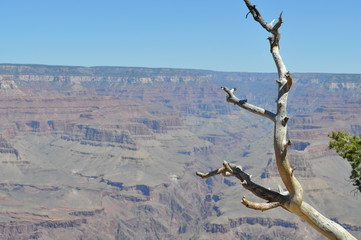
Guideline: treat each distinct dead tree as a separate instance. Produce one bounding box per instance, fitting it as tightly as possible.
[196,1,356,239]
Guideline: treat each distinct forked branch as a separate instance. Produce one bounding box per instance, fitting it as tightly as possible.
[196,161,288,207]
[244,0,283,48]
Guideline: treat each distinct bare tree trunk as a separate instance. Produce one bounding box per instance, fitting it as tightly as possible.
[196,1,357,239]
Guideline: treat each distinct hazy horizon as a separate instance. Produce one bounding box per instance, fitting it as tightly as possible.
[0,0,360,74]
[0,62,360,75]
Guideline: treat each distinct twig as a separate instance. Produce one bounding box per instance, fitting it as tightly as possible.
[242,197,281,211]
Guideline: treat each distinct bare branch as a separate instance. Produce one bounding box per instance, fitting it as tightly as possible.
[272,12,283,32]
[196,166,232,179]
[226,162,288,203]
[244,0,283,48]
[243,0,273,31]
[196,161,288,204]
[242,197,281,211]
[221,87,276,122]
[241,0,296,201]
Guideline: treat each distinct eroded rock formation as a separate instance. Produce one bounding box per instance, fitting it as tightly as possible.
[0,64,360,239]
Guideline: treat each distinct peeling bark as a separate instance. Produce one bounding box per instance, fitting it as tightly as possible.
[196,1,357,239]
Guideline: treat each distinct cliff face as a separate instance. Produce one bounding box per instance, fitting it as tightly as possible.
[0,64,360,239]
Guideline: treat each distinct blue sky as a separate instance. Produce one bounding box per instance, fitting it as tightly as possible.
[0,0,360,73]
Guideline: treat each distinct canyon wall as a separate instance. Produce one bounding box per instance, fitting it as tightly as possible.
[0,64,360,239]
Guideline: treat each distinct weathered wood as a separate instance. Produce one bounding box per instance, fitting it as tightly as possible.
[241,197,281,212]
[196,1,357,239]
[221,87,276,122]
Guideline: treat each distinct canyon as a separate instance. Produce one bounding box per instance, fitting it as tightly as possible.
[0,64,360,239]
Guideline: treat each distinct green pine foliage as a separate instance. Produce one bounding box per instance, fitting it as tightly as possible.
[329,131,361,192]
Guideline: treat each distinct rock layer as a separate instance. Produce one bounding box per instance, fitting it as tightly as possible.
[0,64,360,239]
